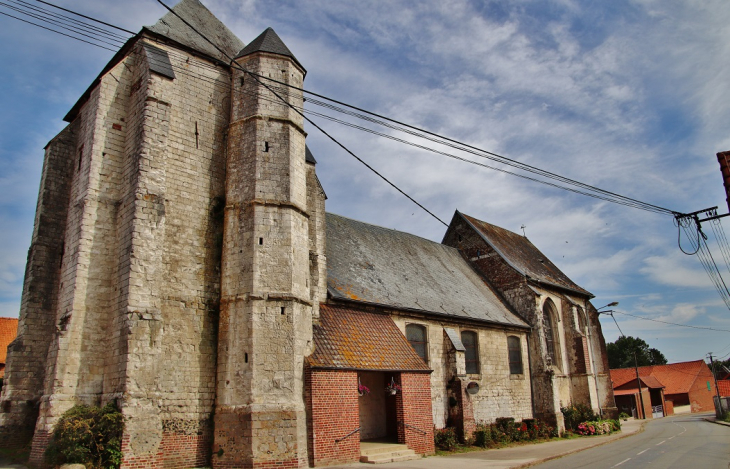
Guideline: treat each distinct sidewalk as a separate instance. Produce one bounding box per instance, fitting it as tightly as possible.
[0,419,646,469]
[703,414,730,427]
[328,418,646,469]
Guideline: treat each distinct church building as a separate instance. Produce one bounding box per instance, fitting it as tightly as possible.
[0,1,616,467]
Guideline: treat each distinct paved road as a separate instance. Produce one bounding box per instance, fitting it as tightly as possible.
[533,413,730,469]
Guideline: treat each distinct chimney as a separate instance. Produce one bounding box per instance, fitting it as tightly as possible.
[717,151,730,214]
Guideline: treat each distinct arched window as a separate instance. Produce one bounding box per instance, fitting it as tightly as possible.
[507,336,523,374]
[576,308,586,333]
[406,324,428,363]
[543,300,559,367]
[461,330,480,374]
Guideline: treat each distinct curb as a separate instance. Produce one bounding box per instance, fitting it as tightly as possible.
[514,421,648,469]
[703,417,730,427]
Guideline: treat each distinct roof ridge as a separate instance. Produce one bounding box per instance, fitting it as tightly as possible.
[326,212,451,248]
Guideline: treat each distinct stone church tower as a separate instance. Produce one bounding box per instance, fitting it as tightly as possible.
[0,1,326,467]
[215,29,324,467]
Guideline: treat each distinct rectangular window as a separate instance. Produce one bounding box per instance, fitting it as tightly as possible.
[508,336,523,374]
[406,324,428,363]
[461,330,480,374]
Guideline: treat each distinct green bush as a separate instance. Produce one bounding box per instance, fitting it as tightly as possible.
[434,427,458,451]
[618,412,631,421]
[561,403,598,432]
[45,402,124,469]
[473,423,491,448]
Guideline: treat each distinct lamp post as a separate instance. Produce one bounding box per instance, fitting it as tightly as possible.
[596,302,623,338]
[592,301,620,418]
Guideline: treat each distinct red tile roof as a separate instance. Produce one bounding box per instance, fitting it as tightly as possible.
[611,360,711,395]
[308,304,431,372]
[0,317,19,378]
[614,374,664,390]
[719,380,730,397]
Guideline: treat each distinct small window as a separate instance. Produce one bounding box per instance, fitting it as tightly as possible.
[461,330,480,374]
[508,336,523,374]
[406,324,428,363]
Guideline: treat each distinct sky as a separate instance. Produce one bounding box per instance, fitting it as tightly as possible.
[1,0,729,365]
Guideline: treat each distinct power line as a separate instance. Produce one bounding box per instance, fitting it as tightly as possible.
[0,9,118,51]
[1,0,683,220]
[610,309,730,333]
[33,0,135,35]
[154,0,448,227]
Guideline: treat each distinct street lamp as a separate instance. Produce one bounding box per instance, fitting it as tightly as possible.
[596,302,624,337]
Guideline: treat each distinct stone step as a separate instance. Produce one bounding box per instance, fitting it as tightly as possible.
[360,451,421,464]
[360,443,410,456]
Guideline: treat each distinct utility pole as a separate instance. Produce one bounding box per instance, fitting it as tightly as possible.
[708,353,722,411]
[635,352,646,419]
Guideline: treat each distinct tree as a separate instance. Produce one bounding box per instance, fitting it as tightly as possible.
[709,357,730,376]
[606,336,668,369]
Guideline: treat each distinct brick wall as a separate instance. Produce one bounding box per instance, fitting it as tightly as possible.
[120,431,211,469]
[689,367,716,412]
[308,369,360,466]
[398,373,434,455]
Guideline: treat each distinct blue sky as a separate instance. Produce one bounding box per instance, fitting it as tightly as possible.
[1,0,729,364]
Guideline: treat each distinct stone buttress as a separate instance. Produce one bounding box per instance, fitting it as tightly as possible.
[215,28,318,468]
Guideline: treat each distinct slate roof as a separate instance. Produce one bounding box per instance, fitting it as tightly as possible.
[145,0,244,62]
[0,317,19,378]
[308,304,430,372]
[305,145,317,164]
[611,360,712,395]
[326,213,528,328]
[458,212,592,297]
[65,0,244,122]
[234,27,304,72]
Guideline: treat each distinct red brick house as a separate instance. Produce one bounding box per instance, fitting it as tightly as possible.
[0,317,19,387]
[718,371,730,397]
[611,360,717,415]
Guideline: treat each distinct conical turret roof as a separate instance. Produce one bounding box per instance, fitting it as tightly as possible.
[235,27,305,72]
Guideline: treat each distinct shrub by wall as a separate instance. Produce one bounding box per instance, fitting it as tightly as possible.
[44,402,124,469]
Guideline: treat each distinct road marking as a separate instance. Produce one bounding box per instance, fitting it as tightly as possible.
[613,458,631,467]
[656,440,666,446]
[637,449,648,455]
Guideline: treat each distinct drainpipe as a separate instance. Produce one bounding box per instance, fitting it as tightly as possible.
[585,305,602,418]
[526,329,536,419]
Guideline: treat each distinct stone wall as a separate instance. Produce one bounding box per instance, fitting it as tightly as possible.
[0,123,76,449]
[3,35,231,467]
[441,214,619,430]
[390,314,532,428]
[214,47,314,468]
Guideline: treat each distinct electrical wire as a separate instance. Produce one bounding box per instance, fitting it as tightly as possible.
[153,0,449,226]
[610,310,730,333]
[0,0,684,220]
[677,214,730,310]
